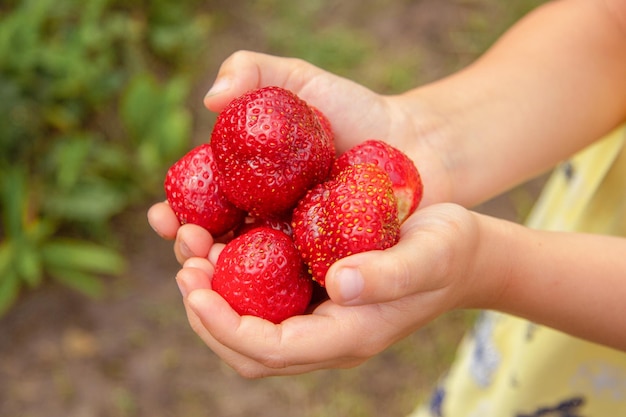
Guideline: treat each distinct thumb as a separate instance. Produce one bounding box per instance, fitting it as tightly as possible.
[325,203,476,306]
[325,248,427,307]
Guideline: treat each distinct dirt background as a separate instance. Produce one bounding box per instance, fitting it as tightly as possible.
[0,1,545,416]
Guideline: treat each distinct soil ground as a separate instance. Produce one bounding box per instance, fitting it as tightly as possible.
[0,1,545,416]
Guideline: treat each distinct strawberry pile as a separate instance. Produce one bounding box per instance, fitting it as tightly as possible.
[164,86,423,323]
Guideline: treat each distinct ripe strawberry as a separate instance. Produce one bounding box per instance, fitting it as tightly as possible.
[332,139,423,223]
[236,215,294,238]
[310,105,335,155]
[164,143,246,236]
[210,86,335,219]
[212,227,313,324]
[292,163,400,286]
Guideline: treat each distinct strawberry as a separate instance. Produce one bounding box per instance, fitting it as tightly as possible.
[210,86,335,219]
[310,105,335,155]
[292,163,400,286]
[236,215,294,238]
[212,227,313,324]
[164,143,245,236]
[332,139,423,223]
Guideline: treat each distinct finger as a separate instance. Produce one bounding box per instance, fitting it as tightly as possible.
[208,241,225,266]
[176,261,213,295]
[178,263,423,377]
[176,267,266,373]
[203,50,325,112]
[179,263,439,377]
[187,298,356,377]
[187,291,384,372]
[174,224,215,264]
[177,267,328,377]
[182,257,214,276]
[325,203,476,306]
[147,201,180,240]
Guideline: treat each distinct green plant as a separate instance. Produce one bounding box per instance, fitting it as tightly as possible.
[0,168,126,315]
[0,0,210,314]
[252,0,374,77]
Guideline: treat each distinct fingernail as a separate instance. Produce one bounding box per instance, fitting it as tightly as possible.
[176,274,190,298]
[336,267,364,302]
[180,241,193,259]
[205,77,231,98]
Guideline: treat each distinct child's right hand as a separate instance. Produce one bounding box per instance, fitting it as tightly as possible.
[168,202,496,378]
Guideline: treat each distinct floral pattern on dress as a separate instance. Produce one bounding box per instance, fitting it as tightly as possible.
[428,385,445,417]
[515,396,585,417]
[469,312,501,388]
[570,362,626,401]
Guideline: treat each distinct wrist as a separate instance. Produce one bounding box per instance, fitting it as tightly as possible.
[458,212,518,311]
[388,91,457,207]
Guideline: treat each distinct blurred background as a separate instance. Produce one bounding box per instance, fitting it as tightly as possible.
[0,0,546,416]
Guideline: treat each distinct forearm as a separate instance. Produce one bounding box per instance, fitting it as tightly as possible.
[470,213,626,350]
[401,0,626,206]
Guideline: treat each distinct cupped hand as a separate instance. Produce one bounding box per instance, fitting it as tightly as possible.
[172,203,489,377]
[145,51,479,376]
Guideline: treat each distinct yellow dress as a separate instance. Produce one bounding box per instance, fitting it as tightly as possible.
[410,125,626,417]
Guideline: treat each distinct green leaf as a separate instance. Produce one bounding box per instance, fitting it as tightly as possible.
[162,76,190,106]
[0,270,20,316]
[1,167,27,239]
[120,73,159,141]
[121,74,192,179]
[23,216,57,245]
[155,107,192,158]
[49,134,94,190]
[90,141,134,175]
[14,241,43,288]
[47,268,104,298]
[0,242,15,276]
[41,240,126,276]
[42,179,127,222]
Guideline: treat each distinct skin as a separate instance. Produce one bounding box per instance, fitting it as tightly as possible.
[148,0,626,377]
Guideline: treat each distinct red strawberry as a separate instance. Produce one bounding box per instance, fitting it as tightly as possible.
[292,163,400,286]
[236,215,294,238]
[210,86,335,219]
[212,227,313,323]
[332,139,423,223]
[165,143,245,236]
[310,105,335,155]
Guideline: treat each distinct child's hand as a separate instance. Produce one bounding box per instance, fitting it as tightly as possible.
[145,51,495,376]
[163,203,494,377]
[147,202,216,265]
